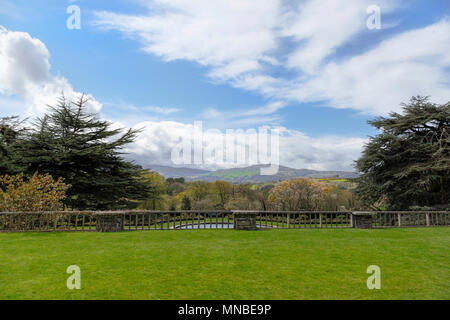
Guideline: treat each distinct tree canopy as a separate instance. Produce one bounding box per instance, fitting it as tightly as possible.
[268,178,327,211]
[0,173,69,212]
[355,96,450,210]
[0,116,26,175]
[13,95,151,210]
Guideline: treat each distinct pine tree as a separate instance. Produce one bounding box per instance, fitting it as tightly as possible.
[181,195,192,210]
[355,96,450,210]
[15,95,150,210]
[0,116,26,175]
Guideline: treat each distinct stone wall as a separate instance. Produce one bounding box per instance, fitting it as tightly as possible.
[234,212,257,230]
[352,212,376,229]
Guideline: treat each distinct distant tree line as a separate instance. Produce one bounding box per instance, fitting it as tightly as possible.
[138,177,361,212]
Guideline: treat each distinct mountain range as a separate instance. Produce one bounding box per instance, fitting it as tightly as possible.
[147,165,359,183]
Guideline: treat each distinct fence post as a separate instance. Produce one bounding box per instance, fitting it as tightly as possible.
[426,213,430,227]
[352,212,375,229]
[287,213,290,229]
[397,213,402,227]
[319,213,323,228]
[53,213,57,231]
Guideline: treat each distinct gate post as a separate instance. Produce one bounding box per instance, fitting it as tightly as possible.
[352,212,376,229]
[233,212,257,230]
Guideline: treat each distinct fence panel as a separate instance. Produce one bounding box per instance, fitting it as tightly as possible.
[254,211,352,229]
[0,210,448,232]
[374,211,450,228]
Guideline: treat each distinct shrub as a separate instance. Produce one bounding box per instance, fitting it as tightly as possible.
[0,173,70,212]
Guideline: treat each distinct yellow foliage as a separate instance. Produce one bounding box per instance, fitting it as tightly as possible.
[0,173,70,212]
[268,178,327,211]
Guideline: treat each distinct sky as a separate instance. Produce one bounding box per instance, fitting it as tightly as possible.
[0,0,449,171]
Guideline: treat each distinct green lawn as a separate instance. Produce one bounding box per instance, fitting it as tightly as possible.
[0,228,449,300]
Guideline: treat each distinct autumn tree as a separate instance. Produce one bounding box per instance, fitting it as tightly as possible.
[268,178,326,211]
[213,180,233,209]
[187,181,211,202]
[0,173,70,212]
[138,171,167,210]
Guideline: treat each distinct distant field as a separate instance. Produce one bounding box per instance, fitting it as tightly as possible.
[316,178,349,183]
[206,168,260,179]
[0,228,449,300]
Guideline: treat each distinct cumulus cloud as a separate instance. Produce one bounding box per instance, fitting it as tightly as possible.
[94,0,450,115]
[0,26,102,117]
[124,120,366,171]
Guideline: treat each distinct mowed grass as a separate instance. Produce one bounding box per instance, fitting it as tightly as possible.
[0,228,449,300]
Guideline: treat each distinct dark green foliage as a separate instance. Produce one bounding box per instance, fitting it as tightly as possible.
[0,116,26,175]
[15,95,150,210]
[181,195,191,210]
[355,96,450,210]
[167,177,185,184]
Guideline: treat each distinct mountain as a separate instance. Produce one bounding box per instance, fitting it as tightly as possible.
[146,165,210,178]
[147,164,359,183]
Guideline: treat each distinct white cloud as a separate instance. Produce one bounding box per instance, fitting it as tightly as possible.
[198,101,285,129]
[105,101,181,115]
[93,1,449,115]
[125,120,366,171]
[278,129,366,171]
[0,26,102,117]
[93,0,281,81]
[286,19,450,115]
[142,105,180,114]
[281,0,400,74]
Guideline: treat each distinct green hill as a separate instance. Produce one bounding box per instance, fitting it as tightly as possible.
[148,165,359,183]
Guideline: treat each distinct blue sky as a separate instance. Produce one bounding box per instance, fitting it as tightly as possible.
[0,0,449,170]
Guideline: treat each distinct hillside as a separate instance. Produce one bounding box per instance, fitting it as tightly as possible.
[146,165,210,178]
[147,164,359,183]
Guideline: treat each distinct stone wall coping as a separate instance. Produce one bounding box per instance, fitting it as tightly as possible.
[352,211,378,216]
[0,210,447,215]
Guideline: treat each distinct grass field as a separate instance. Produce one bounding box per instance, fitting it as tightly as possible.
[0,228,449,300]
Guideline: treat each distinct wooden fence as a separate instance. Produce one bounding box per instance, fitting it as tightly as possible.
[374,211,449,228]
[0,210,448,232]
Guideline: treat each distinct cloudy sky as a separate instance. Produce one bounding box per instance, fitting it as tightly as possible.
[0,0,449,171]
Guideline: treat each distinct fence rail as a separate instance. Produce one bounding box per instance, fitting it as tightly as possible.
[0,210,448,233]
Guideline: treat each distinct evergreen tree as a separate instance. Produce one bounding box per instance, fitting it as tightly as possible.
[181,195,191,210]
[16,95,150,210]
[0,116,26,175]
[355,96,450,210]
